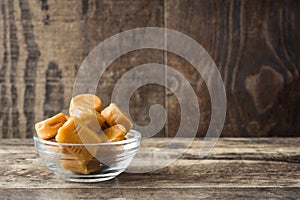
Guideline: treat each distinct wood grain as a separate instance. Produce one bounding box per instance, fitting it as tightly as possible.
[0,0,165,138]
[0,0,299,138]
[81,0,165,136]
[0,0,84,138]
[0,138,299,199]
[1,188,300,200]
[166,0,300,137]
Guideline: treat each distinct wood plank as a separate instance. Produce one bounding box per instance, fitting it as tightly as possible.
[0,138,299,195]
[0,0,165,138]
[1,188,299,199]
[0,0,299,139]
[165,0,300,137]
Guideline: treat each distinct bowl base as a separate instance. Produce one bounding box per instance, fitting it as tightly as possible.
[55,171,122,182]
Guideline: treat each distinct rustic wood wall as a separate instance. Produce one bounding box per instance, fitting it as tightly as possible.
[0,0,299,138]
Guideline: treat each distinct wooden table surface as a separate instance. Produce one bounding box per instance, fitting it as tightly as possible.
[0,138,299,199]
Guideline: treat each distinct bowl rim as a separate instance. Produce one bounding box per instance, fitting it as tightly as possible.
[33,129,141,146]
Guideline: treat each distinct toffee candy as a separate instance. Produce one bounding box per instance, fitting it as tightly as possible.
[35,113,67,140]
[101,103,133,132]
[56,117,106,161]
[69,94,102,114]
[103,124,126,142]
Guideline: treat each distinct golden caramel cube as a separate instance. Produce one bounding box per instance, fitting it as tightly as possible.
[61,148,100,174]
[101,103,133,132]
[35,113,67,140]
[69,94,106,132]
[56,117,107,161]
[104,124,126,142]
[71,107,106,132]
[69,94,102,114]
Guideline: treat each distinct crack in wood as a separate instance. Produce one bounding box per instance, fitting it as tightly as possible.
[182,154,300,164]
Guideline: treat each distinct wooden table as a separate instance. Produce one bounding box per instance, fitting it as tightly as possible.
[0,138,299,199]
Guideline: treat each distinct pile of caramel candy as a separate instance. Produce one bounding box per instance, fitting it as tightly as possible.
[35,94,133,174]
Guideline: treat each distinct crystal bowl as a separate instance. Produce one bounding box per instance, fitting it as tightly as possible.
[33,130,141,182]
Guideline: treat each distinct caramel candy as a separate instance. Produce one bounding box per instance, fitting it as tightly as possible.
[61,148,100,174]
[69,94,102,114]
[104,124,126,142]
[101,103,133,132]
[69,94,106,132]
[71,107,106,132]
[35,113,67,140]
[56,117,107,161]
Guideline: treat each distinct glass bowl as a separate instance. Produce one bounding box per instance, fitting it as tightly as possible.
[34,130,141,182]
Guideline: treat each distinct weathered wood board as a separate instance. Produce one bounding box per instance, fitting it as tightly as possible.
[0,0,165,138]
[166,0,300,137]
[0,138,299,199]
[0,0,299,138]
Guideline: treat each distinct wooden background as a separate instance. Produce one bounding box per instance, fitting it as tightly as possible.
[0,0,299,138]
